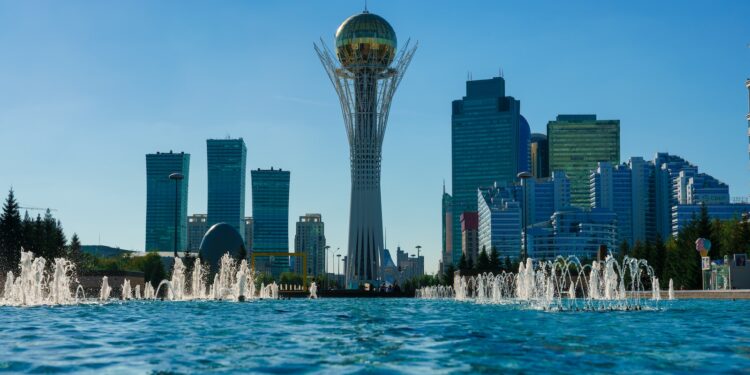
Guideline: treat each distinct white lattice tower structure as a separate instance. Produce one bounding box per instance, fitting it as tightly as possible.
[315,12,416,287]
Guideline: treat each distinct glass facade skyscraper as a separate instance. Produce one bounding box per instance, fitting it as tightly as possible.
[477,184,522,259]
[145,151,190,252]
[548,114,620,208]
[251,168,290,277]
[530,133,549,179]
[441,186,453,271]
[207,138,247,240]
[294,214,326,277]
[451,76,522,265]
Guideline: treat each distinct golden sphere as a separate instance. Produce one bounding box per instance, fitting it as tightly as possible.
[335,12,397,70]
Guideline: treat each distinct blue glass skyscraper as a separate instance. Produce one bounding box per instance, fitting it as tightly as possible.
[145,151,190,252]
[451,76,522,265]
[207,138,247,240]
[251,168,290,277]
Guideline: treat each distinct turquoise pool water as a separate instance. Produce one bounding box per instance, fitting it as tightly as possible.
[1,299,748,373]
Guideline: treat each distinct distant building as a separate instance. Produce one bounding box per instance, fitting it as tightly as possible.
[530,133,549,178]
[527,208,617,259]
[518,115,531,174]
[746,79,750,159]
[244,217,253,255]
[441,186,453,271]
[145,151,190,253]
[590,162,635,246]
[460,211,479,263]
[477,183,522,259]
[653,153,729,239]
[207,138,247,240]
[251,168,290,277]
[199,223,246,275]
[187,214,208,252]
[548,115,620,208]
[381,249,399,285]
[528,171,571,224]
[451,76,523,266]
[672,204,750,237]
[396,246,424,280]
[294,214,326,277]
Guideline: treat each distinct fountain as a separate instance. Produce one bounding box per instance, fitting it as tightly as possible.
[121,279,132,300]
[419,255,676,311]
[99,276,111,301]
[0,250,79,306]
[309,282,318,299]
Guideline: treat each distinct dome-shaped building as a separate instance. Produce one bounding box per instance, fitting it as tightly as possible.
[335,11,397,70]
[199,223,246,275]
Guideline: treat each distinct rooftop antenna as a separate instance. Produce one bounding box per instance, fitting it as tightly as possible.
[467,71,472,81]
[499,67,504,78]
[364,0,368,13]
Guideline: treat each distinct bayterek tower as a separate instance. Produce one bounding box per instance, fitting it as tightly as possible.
[315,11,416,287]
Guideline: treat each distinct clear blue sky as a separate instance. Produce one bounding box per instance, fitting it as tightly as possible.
[1,1,749,274]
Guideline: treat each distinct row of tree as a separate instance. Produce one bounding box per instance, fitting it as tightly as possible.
[435,205,749,290]
[0,189,83,273]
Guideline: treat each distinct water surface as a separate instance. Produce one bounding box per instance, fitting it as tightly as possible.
[1,299,748,373]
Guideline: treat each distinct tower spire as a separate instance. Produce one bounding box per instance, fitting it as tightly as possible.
[364,0,368,13]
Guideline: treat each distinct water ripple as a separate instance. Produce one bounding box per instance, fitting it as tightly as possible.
[0,299,749,373]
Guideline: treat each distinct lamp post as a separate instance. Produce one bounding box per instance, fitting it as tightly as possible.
[517,171,532,262]
[336,254,342,289]
[168,172,184,258]
[332,247,340,289]
[324,245,331,289]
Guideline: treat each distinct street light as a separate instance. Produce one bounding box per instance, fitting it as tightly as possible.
[168,172,184,258]
[517,171,532,262]
[324,245,331,289]
[336,254,342,288]
[332,247,340,289]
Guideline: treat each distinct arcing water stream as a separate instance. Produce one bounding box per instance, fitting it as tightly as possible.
[417,255,675,311]
[0,250,281,306]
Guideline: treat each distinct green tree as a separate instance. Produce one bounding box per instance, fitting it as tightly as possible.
[488,246,501,273]
[617,240,630,263]
[458,253,468,272]
[476,248,490,271]
[649,235,667,281]
[0,189,23,273]
[143,252,167,288]
[504,256,513,273]
[441,264,456,285]
[67,233,83,272]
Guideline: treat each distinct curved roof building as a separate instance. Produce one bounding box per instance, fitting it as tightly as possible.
[199,223,246,274]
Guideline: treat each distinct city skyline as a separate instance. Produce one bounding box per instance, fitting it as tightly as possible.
[1,1,750,274]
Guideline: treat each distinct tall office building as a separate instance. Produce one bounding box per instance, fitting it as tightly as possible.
[251,168,290,277]
[207,138,247,239]
[590,162,635,246]
[244,217,254,254]
[460,211,479,263]
[441,186,453,271]
[145,151,190,252]
[527,208,617,259]
[746,79,750,159]
[530,133,549,178]
[477,183,522,259]
[187,214,208,252]
[316,11,416,287]
[452,76,522,265]
[653,152,729,239]
[518,115,531,174]
[529,171,571,224]
[548,115,620,208]
[294,214,326,277]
